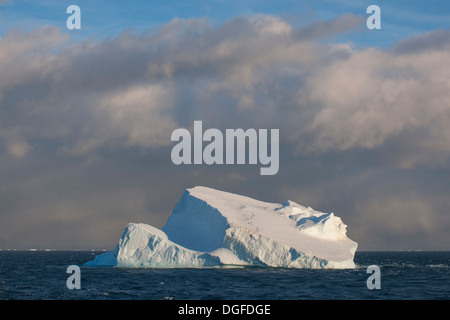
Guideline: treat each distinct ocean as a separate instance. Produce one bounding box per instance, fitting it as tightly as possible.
[0,250,448,300]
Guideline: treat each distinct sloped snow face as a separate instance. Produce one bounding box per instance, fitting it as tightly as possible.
[162,191,229,252]
[85,186,358,269]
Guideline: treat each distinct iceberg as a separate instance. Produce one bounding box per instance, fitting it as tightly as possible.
[85,186,358,268]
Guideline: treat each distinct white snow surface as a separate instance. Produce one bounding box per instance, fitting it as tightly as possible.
[86,186,358,268]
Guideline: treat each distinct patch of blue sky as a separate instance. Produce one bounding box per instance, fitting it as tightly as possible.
[0,0,448,48]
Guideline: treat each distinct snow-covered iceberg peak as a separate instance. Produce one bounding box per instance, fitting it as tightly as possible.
[85,186,358,269]
[275,200,349,241]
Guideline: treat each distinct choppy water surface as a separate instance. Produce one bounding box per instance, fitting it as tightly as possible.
[0,251,448,300]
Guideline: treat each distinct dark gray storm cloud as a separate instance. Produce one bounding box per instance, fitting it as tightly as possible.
[0,14,449,250]
[392,28,450,54]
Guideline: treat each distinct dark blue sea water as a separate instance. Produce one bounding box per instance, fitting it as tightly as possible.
[0,251,448,300]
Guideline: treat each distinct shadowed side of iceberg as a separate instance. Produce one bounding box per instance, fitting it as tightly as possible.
[84,248,118,266]
[162,190,229,252]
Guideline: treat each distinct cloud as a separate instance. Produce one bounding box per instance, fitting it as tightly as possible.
[392,28,450,54]
[351,192,450,250]
[63,83,177,155]
[4,136,31,159]
[290,31,450,169]
[0,15,449,250]
[358,196,437,234]
[0,15,365,157]
[294,13,364,40]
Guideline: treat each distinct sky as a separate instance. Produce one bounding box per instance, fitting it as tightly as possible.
[0,1,449,251]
